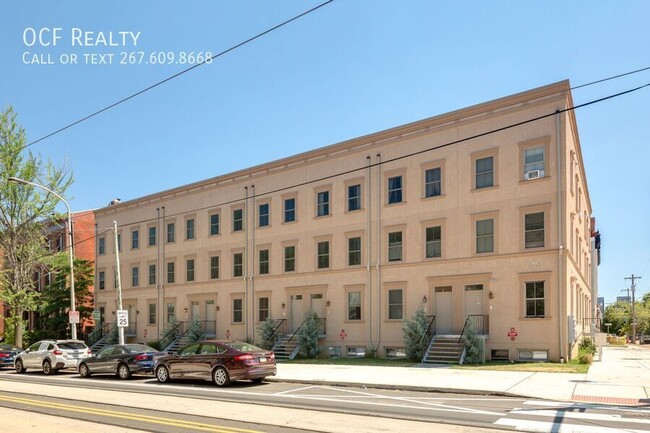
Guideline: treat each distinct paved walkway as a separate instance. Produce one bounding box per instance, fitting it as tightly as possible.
[272,345,650,406]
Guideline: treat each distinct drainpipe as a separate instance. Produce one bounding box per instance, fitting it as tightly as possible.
[375,153,382,354]
[244,186,249,342]
[366,156,373,351]
[156,207,161,341]
[556,110,565,362]
[251,184,256,344]
[161,206,166,336]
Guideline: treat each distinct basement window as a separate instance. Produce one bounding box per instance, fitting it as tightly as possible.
[518,350,548,362]
[491,349,509,361]
[328,346,341,358]
[385,347,407,359]
[347,347,366,358]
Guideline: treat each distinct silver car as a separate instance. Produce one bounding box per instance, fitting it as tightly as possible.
[15,339,91,375]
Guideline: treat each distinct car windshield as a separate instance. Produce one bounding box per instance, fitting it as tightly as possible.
[57,342,87,350]
[224,342,264,352]
[126,344,157,353]
[0,345,21,351]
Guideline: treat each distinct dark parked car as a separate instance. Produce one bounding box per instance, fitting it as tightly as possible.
[155,340,276,387]
[639,335,650,345]
[0,344,23,369]
[78,344,165,379]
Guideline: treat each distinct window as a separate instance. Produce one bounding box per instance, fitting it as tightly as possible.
[348,237,361,266]
[476,219,494,253]
[167,262,175,284]
[131,230,139,249]
[233,209,243,232]
[210,214,220,236]
[210,256,219,279]
[98,237,105,255]
[284,245,295,272]
[117,234,122,252]
[525,212,545,248]
[166,303,175,323]
[148,264,156,285]
[259,203,269,227]
[425,167,442,197]
[258,297,269,322]
[476,156,494,189]
[167,223,175,243]
[148,303,156,325]
[233,253,243,277]
[186,219,195,240]
[317,241,330,269]
[148,226,156,246]
[317,191,330,217]
[233,298,243,323]
[284,198,296,223]
[388,289,403,320]
[259,249,269,275]
[98,271,105,290]
[348,291,361,320]
[348,184,361,211]
[388,232,402,262]
[131,266,139,287]
[524,146,545,176]
[525,281,545,318]
[426,226,442,258]
[388,176,403,204]
[186,259,195,282]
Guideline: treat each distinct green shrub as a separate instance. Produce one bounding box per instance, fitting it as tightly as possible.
[402,306,428,361]
[257,317,280,350]
[579,338,596,354]
[578,353,593,364]
[297,310,321,358]
[147,341,162,350]
[188,319,204,343]
[463,326,484,364]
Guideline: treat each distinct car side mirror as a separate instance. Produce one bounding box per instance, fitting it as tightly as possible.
[25,349,30,354]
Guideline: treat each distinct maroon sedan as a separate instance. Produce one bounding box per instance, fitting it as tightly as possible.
[154,340,276,387]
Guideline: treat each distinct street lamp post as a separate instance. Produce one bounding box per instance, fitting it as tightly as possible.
[8,177,77,340]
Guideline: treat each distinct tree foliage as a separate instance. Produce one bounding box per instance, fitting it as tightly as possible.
[297,310,321,358]
[257,316,280,350]
[463,326,484,364]
[402,305,429,361]
[603,300,650,337]
[29,255,94,343]
[0,107,73,346]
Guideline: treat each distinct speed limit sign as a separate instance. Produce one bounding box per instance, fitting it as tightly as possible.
[116,310,129,328]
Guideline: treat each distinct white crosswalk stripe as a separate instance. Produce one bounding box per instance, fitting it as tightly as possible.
[494,417,648,433]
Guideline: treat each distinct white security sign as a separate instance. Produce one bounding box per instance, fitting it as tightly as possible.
[116,309,129,328]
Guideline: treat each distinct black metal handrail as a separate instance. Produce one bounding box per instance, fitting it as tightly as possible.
[420,315,436,346]
[86,323,112,347]
[458,314,489,343]
[159,321,186,349]
[264,319,287,347]
[288,319,305,343]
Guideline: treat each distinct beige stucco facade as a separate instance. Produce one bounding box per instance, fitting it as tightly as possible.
[93,80,596,362]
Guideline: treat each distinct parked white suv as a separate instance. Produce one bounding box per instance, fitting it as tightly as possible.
[15,339,91,375]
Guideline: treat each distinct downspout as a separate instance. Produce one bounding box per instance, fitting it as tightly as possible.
[556,110,565,362]
[375,153,382,354]
[244,186,249,342]
[156,207,161,341]
[251,184,256,344]
[161,206,166,336]
[366,156,373,351]
[94,223,99,325]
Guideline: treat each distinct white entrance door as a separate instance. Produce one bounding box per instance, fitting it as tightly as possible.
[205,300,216,336]
[464,284,484,333]
[435,286,452,334]
[190,301,200,321]
[290,294,304,332]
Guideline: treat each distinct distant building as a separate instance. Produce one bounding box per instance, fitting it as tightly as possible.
[617,296,631,304]
[597,297,605,318]
[94,81,597,362]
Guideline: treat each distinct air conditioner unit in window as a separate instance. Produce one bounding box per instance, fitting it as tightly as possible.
[525,170,543,180]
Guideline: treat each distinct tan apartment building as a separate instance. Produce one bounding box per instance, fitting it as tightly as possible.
[93,80,597,362]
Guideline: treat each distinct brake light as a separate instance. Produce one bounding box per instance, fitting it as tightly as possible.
[52,350,63,355]
[134,354,149,361]
[269,353,275,360]
[87,349,92,356]
[234,354,253,361]
[0,353,9,358]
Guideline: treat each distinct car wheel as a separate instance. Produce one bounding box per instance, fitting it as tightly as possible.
[118,363,131,380]
[212,366,230,387]
[79,363,91,378]
[156,365,170,383]
[15,359,26,374]
[42,359,54,375]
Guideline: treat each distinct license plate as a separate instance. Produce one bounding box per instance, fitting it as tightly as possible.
[259,357,267,363]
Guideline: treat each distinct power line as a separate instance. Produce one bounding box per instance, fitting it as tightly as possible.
[52,81,648,255]
[21,0,335,150]
[571,66,650,90]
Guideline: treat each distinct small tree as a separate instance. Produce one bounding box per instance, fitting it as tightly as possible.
[463,326,484,364]
[297,310,321,358]
[402,305,428,361]
[257,317,279,350]
[188,319,203,343]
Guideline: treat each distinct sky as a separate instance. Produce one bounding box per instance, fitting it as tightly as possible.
[1,1,648,304]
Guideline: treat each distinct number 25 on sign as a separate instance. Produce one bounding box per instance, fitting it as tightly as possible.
[117,310,129,328]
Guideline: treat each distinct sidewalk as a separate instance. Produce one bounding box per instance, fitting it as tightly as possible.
[272,345,650,406]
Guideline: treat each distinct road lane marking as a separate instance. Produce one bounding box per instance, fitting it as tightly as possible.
[0,395,262,433]
[510,408,650,425]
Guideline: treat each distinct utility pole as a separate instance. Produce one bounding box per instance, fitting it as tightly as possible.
[624,274,640,344]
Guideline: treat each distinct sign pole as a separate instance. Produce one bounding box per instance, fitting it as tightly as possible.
[114,221,125,345]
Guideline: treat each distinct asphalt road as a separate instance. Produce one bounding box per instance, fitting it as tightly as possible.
[0,369,648,433]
